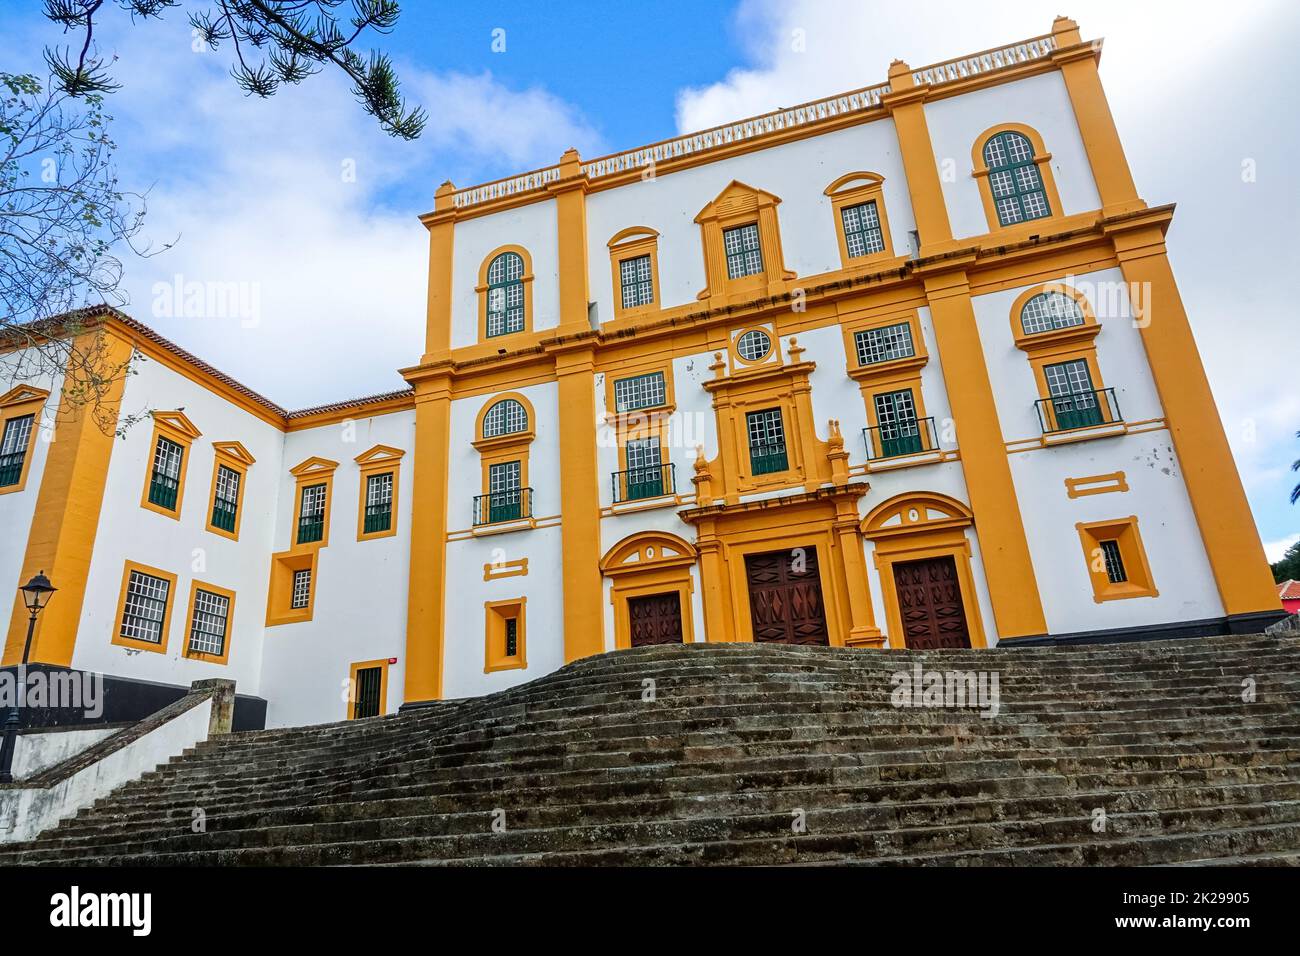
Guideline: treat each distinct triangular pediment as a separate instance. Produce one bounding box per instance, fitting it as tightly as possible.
[212,440,256,466]
[695,180,781,223]
[354,444,406,465]
[289,456,340,477]
[0,385,51,408]
[150,409,202,440]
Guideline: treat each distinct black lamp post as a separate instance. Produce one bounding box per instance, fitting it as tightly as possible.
[0,571,57,783]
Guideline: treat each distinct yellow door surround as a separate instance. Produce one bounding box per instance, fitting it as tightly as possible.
[862,492,989,650]
[678,483,877,647]
[600,532,698,650]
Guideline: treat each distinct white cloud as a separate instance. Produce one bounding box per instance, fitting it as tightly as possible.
[1264,535,1299,564]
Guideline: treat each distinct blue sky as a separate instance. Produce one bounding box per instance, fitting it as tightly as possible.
[2,1,1297,556]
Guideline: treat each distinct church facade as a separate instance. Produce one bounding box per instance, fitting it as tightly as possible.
[1,17,1282,729]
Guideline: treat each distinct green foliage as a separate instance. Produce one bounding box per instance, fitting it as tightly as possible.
[41,0,425,139]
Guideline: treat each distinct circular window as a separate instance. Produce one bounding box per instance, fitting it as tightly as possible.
[736,329,772,362]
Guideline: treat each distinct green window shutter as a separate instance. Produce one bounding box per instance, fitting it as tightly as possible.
[983,131,1051,226]
[746,408,788,474]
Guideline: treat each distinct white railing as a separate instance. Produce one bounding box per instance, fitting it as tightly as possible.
[910,35,1057,87]
[580,82,891,180]
[452,166,563,208]
[449,32,1060,209]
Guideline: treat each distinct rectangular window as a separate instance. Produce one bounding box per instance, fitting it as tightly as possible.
[149,436,184,511]
[723,223,763,280]
[187,588,231,656]
[619,254,655,309]
[624,436,664,500]
[0,414,34,487]
[485,599,527,672]
[1099,539,1127,584]
[1044,359,1102,430]
[352,665,384,719]
[504,617,519,658]
[120,570,171,645]
[297,483,327,544]
[840,200,886,258]
[487,460,522,522]
[211,464,241,532]
[872,389,923,458]
[613,371,666,413]
[854,322,915,367]
[290,568,312,609]
[364,472,393,534]
[746,408,788,475]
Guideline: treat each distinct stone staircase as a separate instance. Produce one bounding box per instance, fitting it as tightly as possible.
[4,634,1300,866]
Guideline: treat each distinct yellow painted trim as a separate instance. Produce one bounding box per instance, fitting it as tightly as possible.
[138,410,201,521]
[289,456,339,550]
[604,361,676,419]
[0,386,50,496]
[1065,471,1128,499]
[824,171,899,270]
[552,148,592,337]
[347,658,391,719]
[475,244,535,344]
[265,548,317,627]
[694,180,796,307]
[601,532,697,650]
[882,63,953,252]
[1076,516,1158,603]
[110,560,179,655]
[4,331,131,667]
[483,558,528,580]
[422,182,456,362]
[355,444,405,542]
[862,492,987,649]
[181,578,237,665]
[484,597,527,672]
[204,441,255,541]
[971,122,1064,240]
[920,268,1047,638]
[607,226,662,322]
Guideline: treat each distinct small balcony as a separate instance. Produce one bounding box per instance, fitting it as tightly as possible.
[612,463,676,503]
[1035,387,1123,434]
[473,487,534,526]
[863,416,939,461]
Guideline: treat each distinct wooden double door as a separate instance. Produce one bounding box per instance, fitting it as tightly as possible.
[628,591,684,647]
[744,546,830,645]
[892,555,971,649]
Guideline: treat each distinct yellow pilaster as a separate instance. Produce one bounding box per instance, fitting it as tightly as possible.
[401,370,453,702]
[1049,17,1144,217]
[883,60,953,253]
[693,521,734,643]
[5,330,131,666]
[922,267,1049,639]
[552,149,591,337]
[834,501,883,648]
[421,182,457,363]
[1111,225,1280,618]
[555,347,604,661]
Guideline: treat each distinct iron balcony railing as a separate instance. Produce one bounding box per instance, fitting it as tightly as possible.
[297,512,325,544]
[148,472,179,511]
[364,502,392,534]
[473,487,534,526]
[612,462,675,503]
[749,441,789,476]
[863,416,939,461]
[1035,387,1122,434]
[0,450,25,487]
[210,499,238,532]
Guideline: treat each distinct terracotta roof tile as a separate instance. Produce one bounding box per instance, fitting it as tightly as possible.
[1278,580,1300,600]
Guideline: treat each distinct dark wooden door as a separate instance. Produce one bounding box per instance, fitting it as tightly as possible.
[892,556,971,649]
[744,547,830,645]
[352,666,383,719]
[628,591,684,647]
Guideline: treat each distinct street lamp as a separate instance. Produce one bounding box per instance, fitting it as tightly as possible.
[0,571,57,783]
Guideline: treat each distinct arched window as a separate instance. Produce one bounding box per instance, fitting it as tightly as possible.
[983,131,1051,226]
[1020,291,1085,335]
[485,252,525,337]
[482,398,528,438]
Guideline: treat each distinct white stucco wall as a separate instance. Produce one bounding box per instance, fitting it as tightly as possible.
[924,71,1101,240]
[0,362,61,610]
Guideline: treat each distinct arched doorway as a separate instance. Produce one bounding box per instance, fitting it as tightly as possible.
[600,532,698,649]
